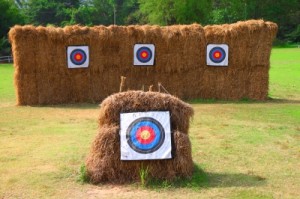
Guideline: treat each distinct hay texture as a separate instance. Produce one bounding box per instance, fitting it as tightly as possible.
[9,20,277,105]
[86,91,194,183]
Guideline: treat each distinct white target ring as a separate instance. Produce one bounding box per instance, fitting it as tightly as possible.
[206,44,229,66]
[133,44,155,66]
[120,111,172,160]
[67,46,89,68]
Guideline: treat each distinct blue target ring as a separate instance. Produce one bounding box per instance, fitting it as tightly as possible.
[70,49,87,65]
[209,47,226,63]
[136,47,153,63]
[126,117,165,154]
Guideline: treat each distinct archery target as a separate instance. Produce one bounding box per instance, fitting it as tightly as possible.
[120,111,171,160]
[206,44,229,66]
[67,46,89,68]
[134,44,155,66]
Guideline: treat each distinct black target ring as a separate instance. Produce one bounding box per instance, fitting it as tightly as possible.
[70,49,87,65]
[136,47,153,63]
[209,47,226,63]
[126,117,165,154]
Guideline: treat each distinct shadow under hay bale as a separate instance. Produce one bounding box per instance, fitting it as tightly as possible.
[86,91,194,184]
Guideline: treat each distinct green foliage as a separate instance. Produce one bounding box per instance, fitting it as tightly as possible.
[286,25,300,43]
[77,164,89,184]
[87,0,133,25]
[0,0,24,55]
[139,164,149,187]
[1,0,300,56]
[23,0,81,26]
[138,0,212,25]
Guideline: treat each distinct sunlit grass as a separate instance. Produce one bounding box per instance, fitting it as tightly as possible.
[0,48,299,198]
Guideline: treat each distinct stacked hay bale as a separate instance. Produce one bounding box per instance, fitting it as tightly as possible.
[203,20,278,100]
[9,20,277,105]
[9,24,204,105]
[86,91,194,183]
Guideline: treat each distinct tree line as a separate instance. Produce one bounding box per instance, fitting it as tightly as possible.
[1,0,299,56]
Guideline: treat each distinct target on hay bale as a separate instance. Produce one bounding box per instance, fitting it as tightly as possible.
[133,44,155,66]
[67,46,89,68]
[206,44,229,66]
[120,111,171,160]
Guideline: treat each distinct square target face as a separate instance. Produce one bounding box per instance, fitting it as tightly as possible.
[133,44,155,66]
[120,111,171,160]
[206,44,229,66]
[67,46,89,68]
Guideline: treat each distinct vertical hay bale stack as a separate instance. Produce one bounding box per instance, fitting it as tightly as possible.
[86,91,194,183]
[203,20,278,100]
[8,20,277,105]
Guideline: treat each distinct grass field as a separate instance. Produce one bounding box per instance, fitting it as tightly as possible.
[0,48,299,199]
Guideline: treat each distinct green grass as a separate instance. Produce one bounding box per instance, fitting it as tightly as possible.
[0,64,15,103]
[269,48,300,99]
[0,48,299,198]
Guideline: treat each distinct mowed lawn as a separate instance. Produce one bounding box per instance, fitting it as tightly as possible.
[0,48,299,199]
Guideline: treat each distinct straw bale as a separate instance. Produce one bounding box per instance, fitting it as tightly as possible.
[98,91,194,134]
[86,91,194,183]
[14,72,39,105]
[203,20,277,100]
[9,20,277,105]
[86,125,193,183]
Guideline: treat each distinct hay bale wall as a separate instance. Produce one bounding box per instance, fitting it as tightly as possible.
[86,91,194,183]
[9,20,277,105]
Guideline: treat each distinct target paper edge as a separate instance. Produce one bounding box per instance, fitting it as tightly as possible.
[67,46,89,68]
[120,111,171,160]
[206,44,229,66]
[133,44,155,66]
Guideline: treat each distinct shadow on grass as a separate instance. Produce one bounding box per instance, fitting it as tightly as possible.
[146,164,266,190]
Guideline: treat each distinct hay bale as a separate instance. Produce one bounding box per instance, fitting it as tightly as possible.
[9,20,277,105]
[98,91,194,134]
[203,20,278,100]
[86,91,194,183]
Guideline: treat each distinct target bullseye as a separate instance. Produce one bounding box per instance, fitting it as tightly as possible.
[67,46,89,68]
[134,44,155,66]
[206,44,229,66]
[136,126,155,144]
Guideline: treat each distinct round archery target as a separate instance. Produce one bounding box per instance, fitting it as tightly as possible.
[67,46,89,68]
[126,117,165,154]
[209,47,226,63]
[136,47,152,63]
[134,44,155,66]
[120,111,171,160]
[206,44,229,66]
[70,49,87,65]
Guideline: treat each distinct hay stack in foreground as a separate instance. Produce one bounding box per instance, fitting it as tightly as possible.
[86,91,194,183]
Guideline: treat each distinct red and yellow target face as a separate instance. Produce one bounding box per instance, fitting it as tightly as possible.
[213,51,221,59]
[74,53,83,61]
[136,126,155,144]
